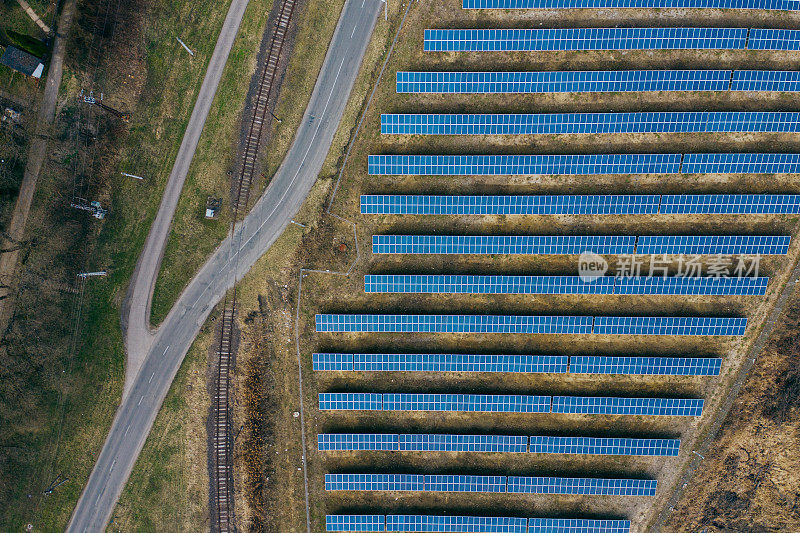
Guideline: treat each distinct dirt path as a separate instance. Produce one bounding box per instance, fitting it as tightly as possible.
[0,0,76,339]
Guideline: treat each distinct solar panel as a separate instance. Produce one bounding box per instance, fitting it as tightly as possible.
[368,154,681,176]
[423,28,748,52]
[380,112,800,135]
[570,356,723,375]
[749,28,800,50]
[360,194,662,215]
[613,276,768,295]
[313,353,354,371]
[528,518,631,533]
[465,0,799,9]
[732,70,800,91]
[398,434,528,452]
[319,392,383,410]
[365,275,617,294]
[315,314,595,334]
[552,396,704,416]
[425,475,508,492]
[326,515,386,532]
[635,235,790,255]
[366,274,767,296]
[683,153,800,174]
[594,316,747,335]
[382,393,551,412]
[396,70,731,93]
[351,353,569,373]
[325,473,424,491]
[529,436,680,456]
[372,235,636,255]
[507,476,657,495]
[318,433,399,451]
[661,194,800,213]
[386,515,528,533]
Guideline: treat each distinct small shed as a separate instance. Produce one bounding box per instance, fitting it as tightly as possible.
[0,46,44,79]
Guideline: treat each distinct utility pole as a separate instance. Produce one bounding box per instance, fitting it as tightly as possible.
[176,37,195,56]
[121,172,144,180]
[80,90,130,122]
[77,271,107,278]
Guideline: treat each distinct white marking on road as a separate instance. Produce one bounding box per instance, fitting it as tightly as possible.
[124,425,130,438]
[138,395,144,406]
[361,0,366,6]
[149,372,154,383]
[162,346,169,356]
[351,24,357,38]
[109,460,116,472]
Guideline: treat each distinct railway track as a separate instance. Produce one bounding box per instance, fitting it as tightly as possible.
[211,0,297,531]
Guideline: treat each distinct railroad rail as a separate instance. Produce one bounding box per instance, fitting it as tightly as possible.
[211,0,297,531]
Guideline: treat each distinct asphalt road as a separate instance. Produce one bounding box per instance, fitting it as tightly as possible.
[67,0,382,530]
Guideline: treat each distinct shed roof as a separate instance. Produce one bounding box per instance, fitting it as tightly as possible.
[0,46,44,78]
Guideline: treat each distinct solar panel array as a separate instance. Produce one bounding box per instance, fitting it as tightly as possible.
[372,234,789,256]
[463,0,800,10]
[732,70,800,91]
[316,314,747,335]
[380,112,800,135]
[423,28,748,51]
[749,28,800,50]
[364,275,768,296]
[325,474,656,495]
[397,70,732,93]
[319,393,704,416]
[362,193,800,215]
[682,153,800,173]
[318,433,679,455]
[325,516,632,533]
[313,353,720,376]
[552,396,705,416]
[570,356,722,375]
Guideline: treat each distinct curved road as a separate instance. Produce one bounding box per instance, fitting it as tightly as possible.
[68,0,382,530]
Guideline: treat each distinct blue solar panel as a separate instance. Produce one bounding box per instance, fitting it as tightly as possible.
[365,275,767,296]
[399,434,528,452]
[507,476,657,495]
[382,393,551,412]
[372,235,635,255]
[466,0,798,8]
[425,475,508,492]
[661,193,800,213]
[635,235,790,255]
[749,28,800,50]
[326,515,385,532]
[552,396,704,416]
[397,70,730,93]
[316,314,595,334]
[529,436,680,456]
[318,433,399,451]
[360,194,662,215]
[570,356,723,375]
[732,70,800,91]
[594,316,747,335]
[386,515,528,533]
[683,153,800,174]
[319,393,383,410]
[528,518,631,533]
[367,154,682,176]
[351,353,569,373]
[325,473,424,491]
[423,28,748,51]
[381,112,800,135]
[365,275,617,294]
[614,276,768,295]
[313,353,354,371]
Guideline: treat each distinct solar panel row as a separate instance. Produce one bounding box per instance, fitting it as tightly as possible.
[380,112,800,135]
[463,0,799,10]
[397,70,800,94]
[319,393,704,416]
[325,474,657,495]
[423,27,749,51]
[315,314,747,336]
[313,353,722,376]
[423,28,799,51]
[326,515,631,533]
[318,433,680,456]
[364,275,768,296]
[362,194,800,215]
[366,153,800,176]
[372,235,789,255]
